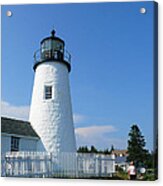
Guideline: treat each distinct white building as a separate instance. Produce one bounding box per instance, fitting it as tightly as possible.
[1,117,39,155]
[29,30,76,153]
[112,150,128,171]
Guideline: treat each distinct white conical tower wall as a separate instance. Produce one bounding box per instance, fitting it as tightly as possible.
[29,61,76,153]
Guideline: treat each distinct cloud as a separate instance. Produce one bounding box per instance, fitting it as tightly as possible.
[75,125,126,149]
[1,101,30,121]
[75,125,116,137]
[1,100,86,124]
[73,113,86,124]
[1,101,126,149]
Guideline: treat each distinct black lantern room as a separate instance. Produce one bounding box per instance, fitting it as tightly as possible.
[33,30,71,72]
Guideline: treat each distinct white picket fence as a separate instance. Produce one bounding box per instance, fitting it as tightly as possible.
[1,152,115,178]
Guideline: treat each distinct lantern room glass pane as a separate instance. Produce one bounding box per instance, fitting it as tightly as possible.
[51,40,64,52]
[41,39,51,52]
[40,39,64,61]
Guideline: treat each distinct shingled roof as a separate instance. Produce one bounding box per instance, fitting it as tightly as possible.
[1,117,39,138]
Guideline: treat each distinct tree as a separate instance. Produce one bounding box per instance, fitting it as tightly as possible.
[127,124,148,167]
[103,148,110,154]
[144,150,154,169]
[110,144,115,153]
[90,145,98,153]
[77,146,89,153]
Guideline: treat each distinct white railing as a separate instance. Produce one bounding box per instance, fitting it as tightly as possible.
[1,152,115,178]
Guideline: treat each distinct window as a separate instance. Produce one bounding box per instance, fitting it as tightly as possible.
[51,40,63,52]
[44,85,52,100]
[42,39,51,51]
[11,136,19,151]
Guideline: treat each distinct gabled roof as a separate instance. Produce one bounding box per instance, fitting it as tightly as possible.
[1,117,39,138]
[112,149,128,156]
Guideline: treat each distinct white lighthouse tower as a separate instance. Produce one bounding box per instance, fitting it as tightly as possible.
[29,30,76,154]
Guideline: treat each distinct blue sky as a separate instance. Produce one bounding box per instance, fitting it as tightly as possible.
[1,2,156,151]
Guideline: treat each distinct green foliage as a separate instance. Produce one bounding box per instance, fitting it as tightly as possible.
[103,148,109,154]
[144,151,155,169]
[142,169,156,181]
[90,145,98,153]
[77,146,89,153]
[116,168,128,180]
[110,144,115,153]
[77,145,112,154]
[127,124,150,168]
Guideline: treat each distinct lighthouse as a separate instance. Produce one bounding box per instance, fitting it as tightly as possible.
[29,30,76,154]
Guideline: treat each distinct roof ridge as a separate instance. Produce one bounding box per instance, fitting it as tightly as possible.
[1,116,30,123]
[1,117,39,138]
